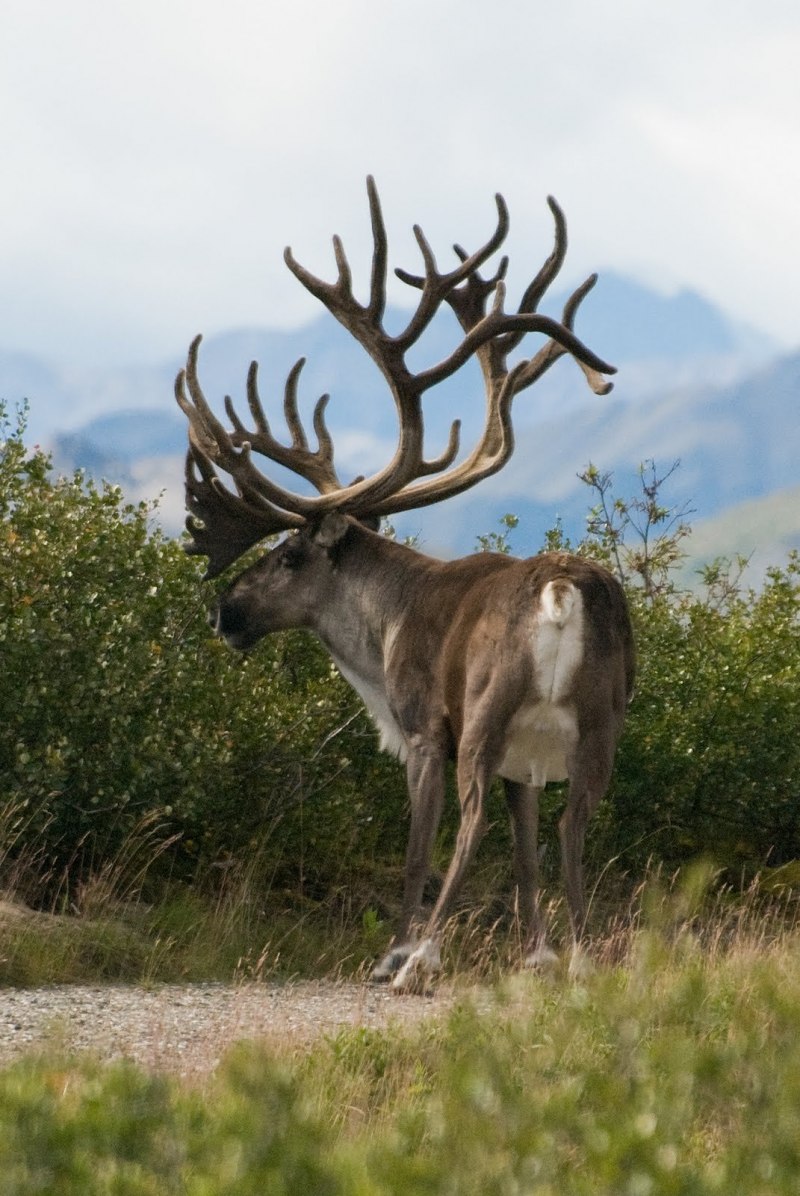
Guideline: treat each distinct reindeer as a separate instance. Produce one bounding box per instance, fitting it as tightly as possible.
[175,178,635,991]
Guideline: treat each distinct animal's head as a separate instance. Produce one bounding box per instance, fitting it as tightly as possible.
[209,513,365,650]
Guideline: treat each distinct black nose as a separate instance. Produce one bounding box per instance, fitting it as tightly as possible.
[213,598,250,640]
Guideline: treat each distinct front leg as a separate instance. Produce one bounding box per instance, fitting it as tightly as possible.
[391,737,493,993]
[371,742,447,983]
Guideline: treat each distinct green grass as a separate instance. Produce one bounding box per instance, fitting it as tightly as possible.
[3,874,800,1192]
[0,881,383,986]
[0,808,396,985]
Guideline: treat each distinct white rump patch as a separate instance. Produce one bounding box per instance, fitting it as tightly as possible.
[534,581,584,703]
[497,580,583,785]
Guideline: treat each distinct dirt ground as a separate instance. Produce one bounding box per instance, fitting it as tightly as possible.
[0,979,454,1081]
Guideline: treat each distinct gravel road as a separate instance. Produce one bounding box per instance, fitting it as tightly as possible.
[0,981,453,1080]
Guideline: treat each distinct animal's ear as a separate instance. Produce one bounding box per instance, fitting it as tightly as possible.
[357,514,381,532]
[312,512,352,549]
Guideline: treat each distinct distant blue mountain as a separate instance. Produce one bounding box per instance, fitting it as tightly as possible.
[2,272,794,568]
[554,271,755,361]
[409,348,800,559]
[57,410,186,462]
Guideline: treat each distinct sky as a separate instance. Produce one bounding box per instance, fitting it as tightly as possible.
[2,0,800,372]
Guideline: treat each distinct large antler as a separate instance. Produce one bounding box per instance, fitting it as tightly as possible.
[177,177,616,577]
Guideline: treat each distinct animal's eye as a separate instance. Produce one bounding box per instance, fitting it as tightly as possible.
[281,545,304,570]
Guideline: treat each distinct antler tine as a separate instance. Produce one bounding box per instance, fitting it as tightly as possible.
[414,308,614,394]
[175,335,227,458]
[560,274,614,395]
[178,181,617,572]
[243,360,271,435]
[522,197,568,308]
[311,394,336,476]
[403,242,509,337]
[283,177,393,372]
[393,193,510,352]
[485,199,612,395]
[562,272,599,328]
[332,234,353,296]
[415,419,462,478]
[283,193,366,329]
[497,194,568,355]
[283,245,340,312]
[232,357,342,493]
[390,194,613,399]
[275,358,309,452]
[456,245,510,304]
[179,338,348,524]
[177,336,250,471]
[366,174,388,323]
[509,274,613,398]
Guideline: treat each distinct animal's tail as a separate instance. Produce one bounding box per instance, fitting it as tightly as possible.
[539,578,578,628]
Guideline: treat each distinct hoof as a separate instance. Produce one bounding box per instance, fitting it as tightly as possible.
[523,944,560,973]
[391,939,441,995]
[568,944,595,981]
[371,945,413,983]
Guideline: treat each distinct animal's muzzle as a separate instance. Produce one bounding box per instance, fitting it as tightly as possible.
[210,598,256,650]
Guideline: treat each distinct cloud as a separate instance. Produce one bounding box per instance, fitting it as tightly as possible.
[1,0,799,371]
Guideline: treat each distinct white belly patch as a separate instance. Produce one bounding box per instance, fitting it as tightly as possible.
[498,701,578,786]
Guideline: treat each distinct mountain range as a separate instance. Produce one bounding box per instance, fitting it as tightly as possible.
[2,273,798,581]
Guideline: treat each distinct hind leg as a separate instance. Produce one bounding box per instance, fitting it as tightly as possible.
[559,733,615,947]
[372,742,447,982]
[504,780,557,968]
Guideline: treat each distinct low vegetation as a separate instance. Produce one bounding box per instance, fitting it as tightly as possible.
[2,403,800,1187]
[3,882,800,1193]
[2,405,800,978]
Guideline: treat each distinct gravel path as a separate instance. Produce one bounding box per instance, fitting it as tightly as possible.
[0,981,453,1080]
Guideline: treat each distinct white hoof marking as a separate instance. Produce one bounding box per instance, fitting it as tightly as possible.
[371,944,413,983]
[391,938,441,993]
[523,944,560,972]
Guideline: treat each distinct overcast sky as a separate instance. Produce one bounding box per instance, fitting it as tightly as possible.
[2,0,799,371]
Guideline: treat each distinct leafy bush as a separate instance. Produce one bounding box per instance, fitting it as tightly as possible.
[2,404,799,927]
[0,1052,336,1195]
[607,559,800,872]
[0,404,406,904]
[571,461,800,874]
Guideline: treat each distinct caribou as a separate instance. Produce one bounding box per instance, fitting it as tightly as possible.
[175,178,635,991]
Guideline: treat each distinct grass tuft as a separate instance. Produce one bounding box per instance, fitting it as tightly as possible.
[5,895,800,1190]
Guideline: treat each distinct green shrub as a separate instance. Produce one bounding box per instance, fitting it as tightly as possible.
[2,405,799,924]
[606,559,800,872]
[573,461,800,874]
[0,405,407,904]
[0,1052,338,1195]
